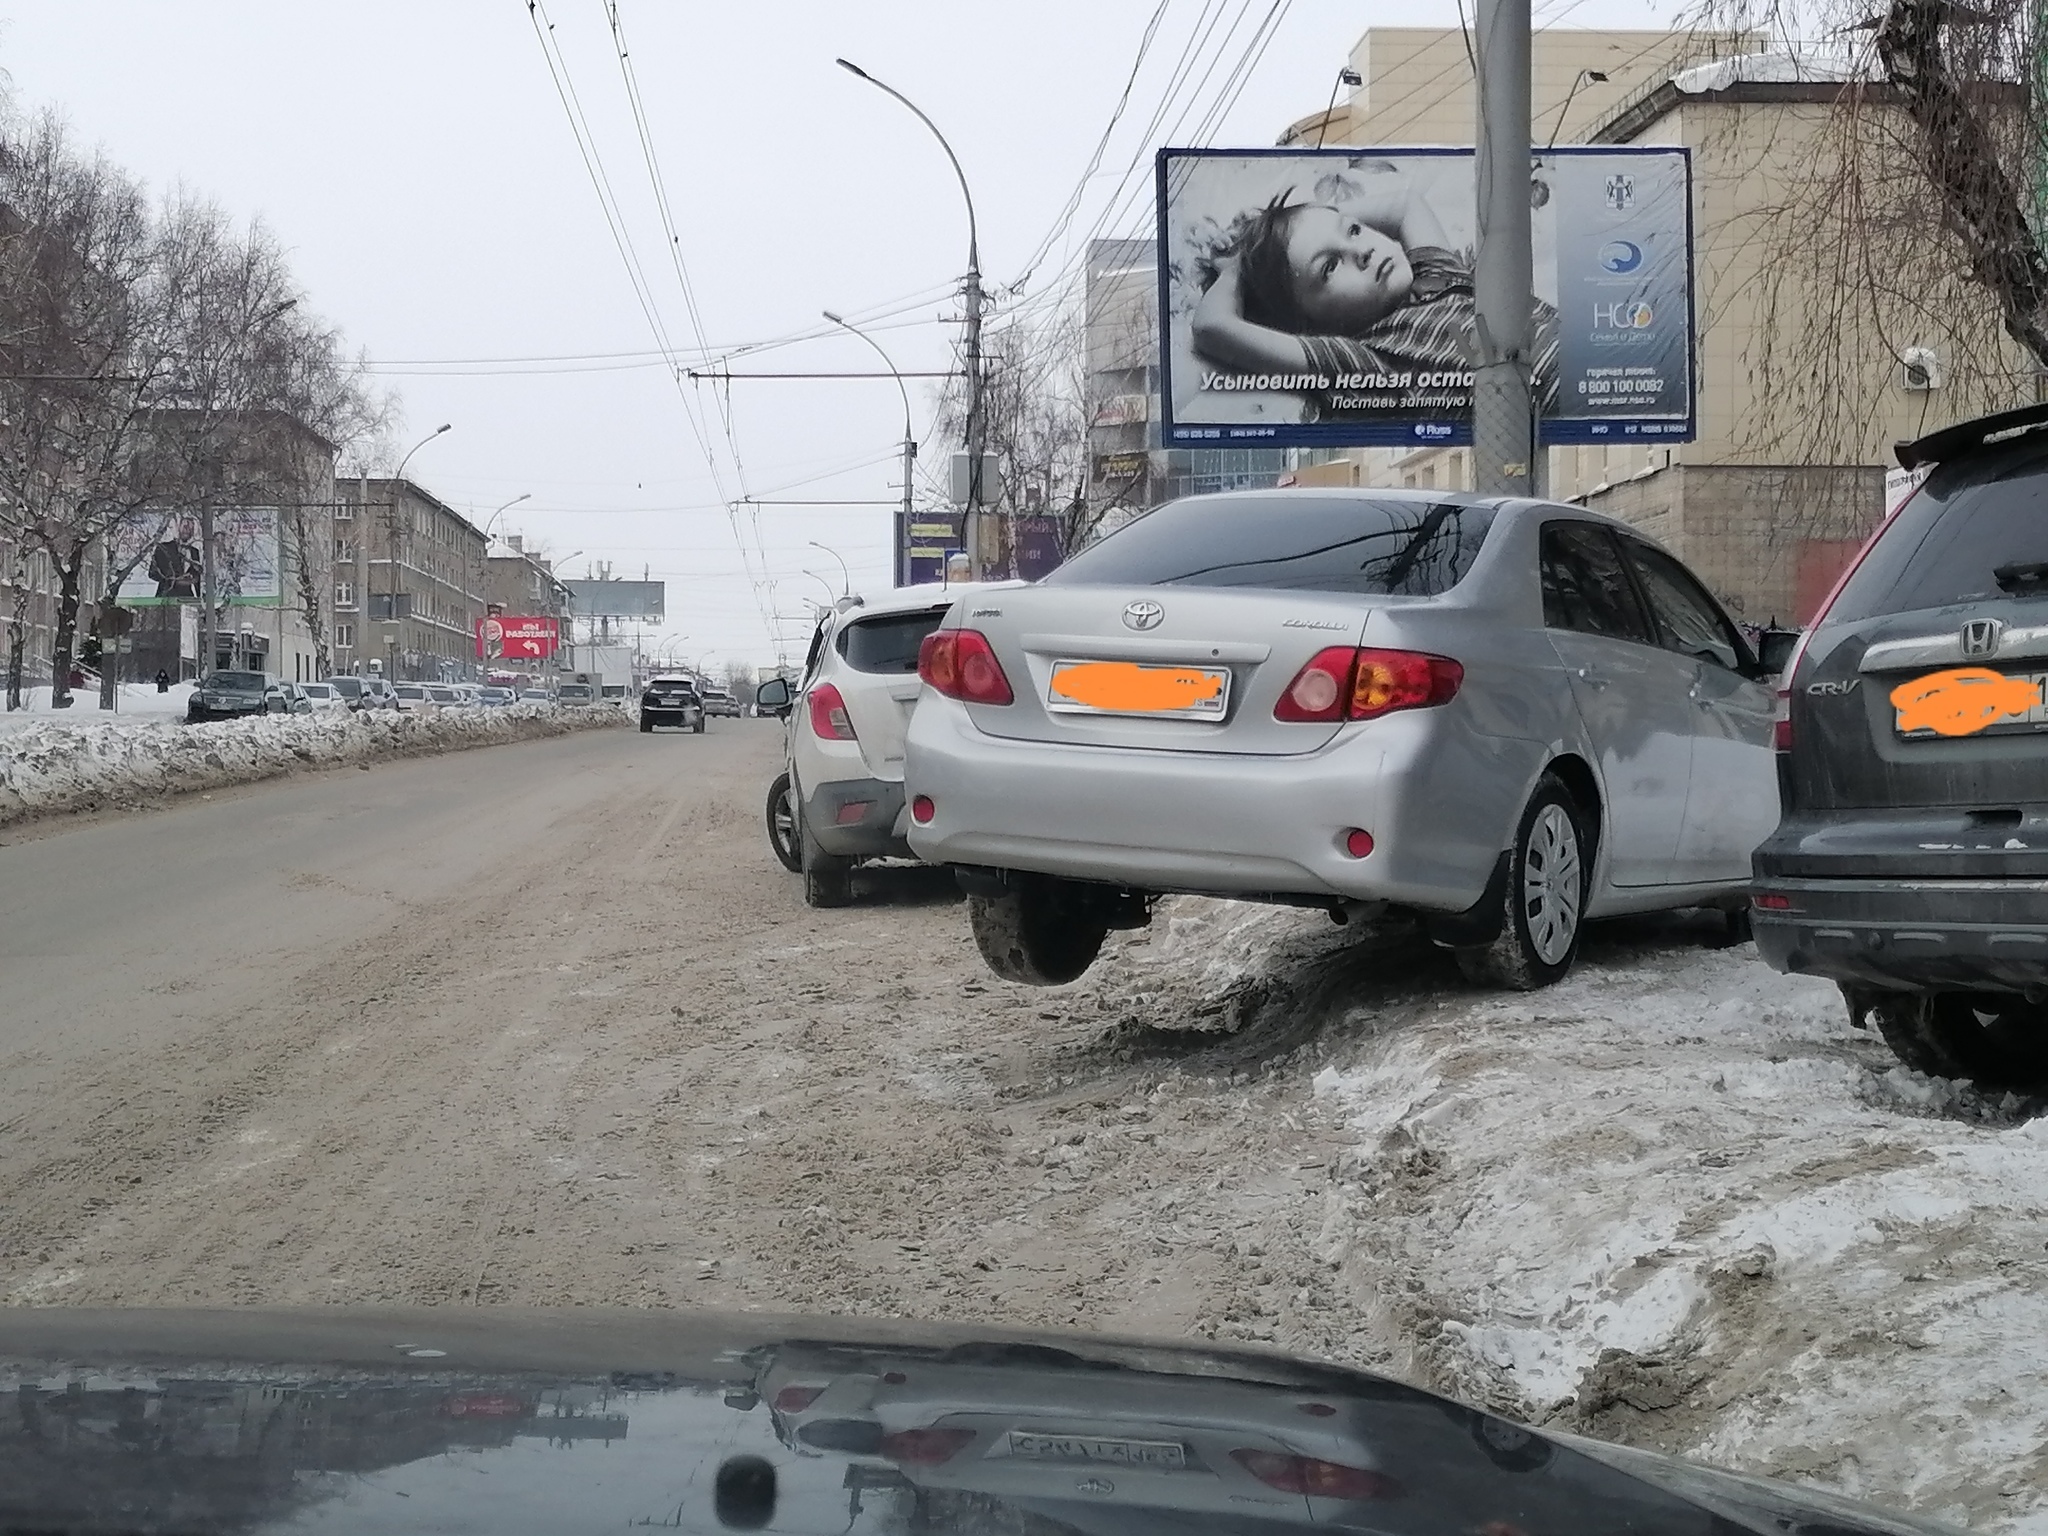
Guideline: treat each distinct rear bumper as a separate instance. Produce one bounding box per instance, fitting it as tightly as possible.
[904,694,1535,909]
[1751,877,2048,992]
[805,777,909,860]
[643,708,702,726]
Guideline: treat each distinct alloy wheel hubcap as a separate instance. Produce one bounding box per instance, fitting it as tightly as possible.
[1522,803,1582,965]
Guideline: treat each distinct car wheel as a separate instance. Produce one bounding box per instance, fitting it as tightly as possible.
[693,717,705,733]
[1873,992,2048,1093]
[967,875,1110,986]
[766,773,802,873]
[639,715,654,733]
[1455,773,1588,991]
[800,808,855,908]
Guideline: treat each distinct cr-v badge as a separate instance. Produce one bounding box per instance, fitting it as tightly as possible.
[1122,600,1164,631]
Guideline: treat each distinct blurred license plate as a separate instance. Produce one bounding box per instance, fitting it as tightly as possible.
[1004,1432,1186,1467]
[1046,660,1229,721]
[1893,670,2048,738]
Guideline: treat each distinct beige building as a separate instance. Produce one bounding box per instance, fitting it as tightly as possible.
[333,477,487,682]
[1293,30,2031,623]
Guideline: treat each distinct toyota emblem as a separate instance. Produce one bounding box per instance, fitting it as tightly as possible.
[1122,600,1164,631]
[1961,617,2004,658]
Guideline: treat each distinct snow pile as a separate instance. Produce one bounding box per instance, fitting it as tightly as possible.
[1297,936,2048,1531]
[0,683,195,734]
[0,703,629,826]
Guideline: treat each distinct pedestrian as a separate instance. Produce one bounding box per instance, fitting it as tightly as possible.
[155,668,171,694]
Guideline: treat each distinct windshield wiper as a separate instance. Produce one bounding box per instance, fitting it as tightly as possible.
[1994,559,2048,594]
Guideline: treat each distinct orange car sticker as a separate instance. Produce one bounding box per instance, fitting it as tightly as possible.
[1890,668,2043,737]
[1051,661,1224,714]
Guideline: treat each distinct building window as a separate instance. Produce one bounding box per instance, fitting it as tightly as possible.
[335,581,355,608]
[334,501,353,520]
[334,623,354,648]
[335,539,356,562]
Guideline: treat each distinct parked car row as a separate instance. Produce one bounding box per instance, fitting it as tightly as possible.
[189,673,579,722]
[757,402,2048,1092]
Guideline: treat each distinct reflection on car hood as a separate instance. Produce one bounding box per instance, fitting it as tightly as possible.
[0,1308,1961,1536]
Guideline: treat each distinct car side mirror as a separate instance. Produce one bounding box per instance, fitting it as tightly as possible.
[755,676,792,712]
[1755,627,1800,679]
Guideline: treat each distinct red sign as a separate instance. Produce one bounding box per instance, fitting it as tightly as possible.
[476,616,559,660]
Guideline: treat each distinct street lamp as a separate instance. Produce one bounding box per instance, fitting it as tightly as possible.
[824,310,915,587]
[470,493,529,678]
[383,423,451,681]
[801,570,838,605]
[1547,69,1609,150]
[836,58,987,576]
[808,539,851,597]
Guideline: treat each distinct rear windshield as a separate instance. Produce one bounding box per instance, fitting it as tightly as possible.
[326,678,362,695]
[837,606,951,673]
[1045,495,1498,595]
[558,685,593,698]
[1829,442,2048,623]
[204,672,266,689]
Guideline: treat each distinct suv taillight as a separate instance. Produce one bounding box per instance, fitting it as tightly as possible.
[918,629,1014,705]
[1274,647,1462,723]
[807,682,857,740]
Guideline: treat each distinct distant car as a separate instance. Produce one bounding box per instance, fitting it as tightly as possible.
[264,680,316,716]
[641,676,705,733]
[518,688,553,705]
[759,582,1022,906]
[298,681,346,711]
[478,686,517,707]
[555,682,597,707]
[322,676,398,711]
[186,670,280,723]
[1755,401,2048,1091]
[701,688,742,718]
[424,684,462,708]
[392,683,432,711]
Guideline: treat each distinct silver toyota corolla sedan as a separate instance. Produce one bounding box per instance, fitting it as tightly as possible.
[905,489,1780,989]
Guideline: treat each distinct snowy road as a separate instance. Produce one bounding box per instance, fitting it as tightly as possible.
[2,722,2045,1531]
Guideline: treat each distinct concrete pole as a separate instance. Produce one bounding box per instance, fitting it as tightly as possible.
[901,431,917,587]
[1473,0,1536,498]
[963,261,987,577]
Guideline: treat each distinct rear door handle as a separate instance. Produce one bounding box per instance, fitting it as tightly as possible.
[1574,666,1609,690]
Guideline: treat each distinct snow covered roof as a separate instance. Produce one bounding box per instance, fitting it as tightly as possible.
[1668,51,1866,94]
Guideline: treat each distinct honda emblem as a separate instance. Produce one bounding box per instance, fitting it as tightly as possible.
[1961,618,2004,658]
[1122,600,1164,631]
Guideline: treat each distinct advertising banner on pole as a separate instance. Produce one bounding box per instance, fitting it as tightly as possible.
[476,616,560,660]
[1156,146,1695,449]
[114,507,282,606]
[900,511,964,588]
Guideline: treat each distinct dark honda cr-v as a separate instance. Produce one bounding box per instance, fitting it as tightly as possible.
[1754,402,2048,1089]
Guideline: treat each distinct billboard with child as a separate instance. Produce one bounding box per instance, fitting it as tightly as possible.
[1156,145,1694,449]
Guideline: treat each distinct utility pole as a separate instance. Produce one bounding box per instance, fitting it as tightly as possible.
[1472,0,1536,498]
[963,259,987,577]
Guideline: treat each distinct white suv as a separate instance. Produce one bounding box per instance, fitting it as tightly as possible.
[759,582,1019,906]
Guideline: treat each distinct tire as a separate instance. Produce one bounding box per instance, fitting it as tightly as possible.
[639,715,654,733]
[968,876,1111,986]
[694,719,705,733]
[1455,774,1589,991]
[765,773,802,873]
[1873,992,2048,1093]
[800,806,855,908]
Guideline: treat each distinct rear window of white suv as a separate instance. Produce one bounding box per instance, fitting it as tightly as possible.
[837,607,950,673]
[1046,495,1497,595]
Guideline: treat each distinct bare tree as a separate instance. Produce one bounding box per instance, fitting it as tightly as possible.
[0,113,186,709]
[1669,0,2040,524]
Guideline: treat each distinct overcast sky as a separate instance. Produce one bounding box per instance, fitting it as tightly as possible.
[0,0,1670,672]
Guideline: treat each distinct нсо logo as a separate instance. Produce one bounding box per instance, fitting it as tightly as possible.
[1122,600,1165,631]
[1599,240,1643,274]
[1593,300,1655,330]
[1605,174,1635,211]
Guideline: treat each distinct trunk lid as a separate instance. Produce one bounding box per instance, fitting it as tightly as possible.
[959,584,1370,755]
[833,600,960,780]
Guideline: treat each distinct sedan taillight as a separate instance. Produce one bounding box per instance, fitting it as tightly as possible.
[918,629,1014,705]
[807,683,857,741]
[1274,647,1462,723]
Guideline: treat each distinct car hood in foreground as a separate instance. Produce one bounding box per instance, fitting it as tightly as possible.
[0,1307,1960,1536]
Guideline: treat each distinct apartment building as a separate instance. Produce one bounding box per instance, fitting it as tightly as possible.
[332,477,487,682]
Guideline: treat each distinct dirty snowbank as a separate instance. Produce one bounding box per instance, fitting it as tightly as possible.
[0,703,629,826]
[1154,901,2048,1535]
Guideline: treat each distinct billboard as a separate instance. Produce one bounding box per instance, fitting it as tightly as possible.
[113,507,283,607]
[564,579,663,621]
[898,510,964,587]
[476,615,560,661]
[1156,146,1695,449]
